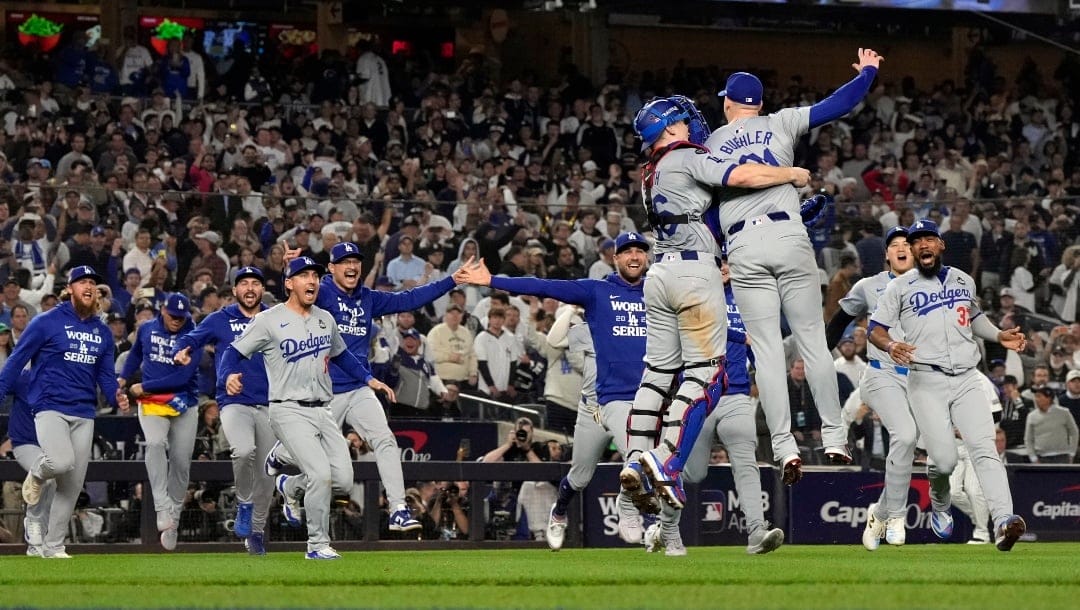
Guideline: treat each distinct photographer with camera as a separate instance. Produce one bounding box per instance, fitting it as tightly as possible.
[427,481,469,540]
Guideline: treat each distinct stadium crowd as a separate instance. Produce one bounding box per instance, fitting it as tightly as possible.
[0,30,1078,544]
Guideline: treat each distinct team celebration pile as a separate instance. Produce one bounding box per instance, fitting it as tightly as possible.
[0,10,1078,570]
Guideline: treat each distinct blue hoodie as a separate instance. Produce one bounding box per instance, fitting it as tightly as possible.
[0,302,119,418]
[8,371,36,448]
[172,303,269,408]
[723,283,751,396]
[317,274,456,393]
[489,273,646,405]
[119,316,201,408]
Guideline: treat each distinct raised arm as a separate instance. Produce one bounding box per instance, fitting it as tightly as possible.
[808,48,883,128]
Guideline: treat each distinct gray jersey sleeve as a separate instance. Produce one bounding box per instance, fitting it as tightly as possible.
[232,312,272,358]
[648,148,728,256]
[839,279,870,317]
[869,277,902,331]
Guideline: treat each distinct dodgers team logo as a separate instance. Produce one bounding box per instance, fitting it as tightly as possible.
[909,286,971,316]
[280,333,333,362]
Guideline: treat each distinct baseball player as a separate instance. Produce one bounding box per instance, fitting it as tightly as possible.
[267,242,465,534]
[948,375,1002,544]
[455,231,653,548]
[172,266,273,555]
[627,94,809,511]
[644,251,785,556]
[0,266,128,559]
[8,370,55,556]
[707,49,884,483]
[221,256,368,560]
[869,220,1028,552]
[826,226,918,550]
[118,292,202,551]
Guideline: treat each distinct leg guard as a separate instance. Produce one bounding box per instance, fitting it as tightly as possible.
[658,358,728,477]
[626,364,677,461]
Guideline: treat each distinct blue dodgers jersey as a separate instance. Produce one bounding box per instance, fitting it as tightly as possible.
[119,316,201,397]
[317,274,455,393]
[723,283,750,395]
[0,302,119,419]
[490,274,646,404]
[173,303,270,407]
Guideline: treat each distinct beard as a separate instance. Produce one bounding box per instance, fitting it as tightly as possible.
[916,253,943,278]
[73,296,99,318]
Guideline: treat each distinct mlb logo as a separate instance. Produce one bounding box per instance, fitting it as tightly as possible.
[744,97,753,103]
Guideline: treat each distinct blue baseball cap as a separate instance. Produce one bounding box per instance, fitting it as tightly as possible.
[286,256,324,279]
[718,72,763,106]
[67,265,103,285]
[884,225,909,248]
[91,225,106,237]
[233,266,264,285]
[330,241,364,264]
[906,219,941,242]
[400,328,422,340]
[615,232,650,254]
[164,293,191,319]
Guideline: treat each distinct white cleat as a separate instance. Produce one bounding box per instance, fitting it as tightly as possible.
[661,530,687,557]
[305,547,341,560]
[156,510,174,532]
[746,527,785,555]
[160,526,178,551]
[44,551,72,559]
[22,471,43,506]
[885,516,906,546]
[546,504,567,552]
[644,523,663,553]
[862,502,886,551]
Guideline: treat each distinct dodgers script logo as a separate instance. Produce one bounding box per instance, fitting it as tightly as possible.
[280,333,333,362]
[909,286,971,316]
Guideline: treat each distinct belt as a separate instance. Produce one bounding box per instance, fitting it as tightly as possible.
[727,211,791,236]
[906,363,968,376]
[271,400,324,408]
[655,250,723,266]
[869,359,908,376]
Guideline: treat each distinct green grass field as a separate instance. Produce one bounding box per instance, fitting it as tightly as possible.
[2,544,1078,609]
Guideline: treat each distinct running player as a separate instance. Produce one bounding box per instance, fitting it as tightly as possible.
[455,231,652,548]
[269,242,467,533]
[0,266,128,559]
[707,49,884,482]
[826,226,917,550]
[118,292,201,551]
[221,256,369,560]
[869,220,1028,551]
[172,267,273,555]
[8,371,54,556]
[628,95,809,511]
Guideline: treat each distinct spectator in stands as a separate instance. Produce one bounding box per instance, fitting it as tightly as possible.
[1024,387,1079,464]
[941,213,979,276]
[824,254,859,321]
[833,335,866,388]
[474,308,519,401]
[788,358,822,460]
[1049,245,1080,322]
[1060,370,1080,428]
[999,375,1032,450]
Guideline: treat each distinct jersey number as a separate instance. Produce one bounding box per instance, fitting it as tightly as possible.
[957,306,969,327]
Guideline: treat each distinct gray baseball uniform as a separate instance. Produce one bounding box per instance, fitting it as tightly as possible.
[230,303,353,553]
[13,444,54,555]
[629,146,734,466]
[705,109,847,460]
[870,267,1014,523]
[948,375,1001,541]
[838,271,918,521]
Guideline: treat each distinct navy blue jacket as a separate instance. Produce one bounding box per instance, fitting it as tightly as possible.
[8,371,35,447]
[490,273,646,405]
[318,275,456,393]
[724,283,751,396]
[173,303,269,408]
[119,316,201,403]
[0,302,119,418]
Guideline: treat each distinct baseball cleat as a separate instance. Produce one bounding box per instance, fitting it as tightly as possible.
[546,503,567,551]
[26,545,41,557]
[824,445,853,465]
[43,551,72,559]
[862,503,886,551]
[388,506,421,532]
[643,523,663,553]
[885,516,906,546]
[235,502,254,538]
[24,517,43,547]
[619,462,661,515]
[967,538,990,545]
[160,526,178,551]
[661,529,687,557]
[616,491,645,544]
[264,441,285,477]
[305,547,341,560]
[155,510,174,532]
[994,515,1026,552]
[931,510,954,540]
[781,454,803,486]
[276,475,302,527]
[638,450,685,510]
[245,532,267,555]
[22,471,43,506]
[746,527,785,555]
